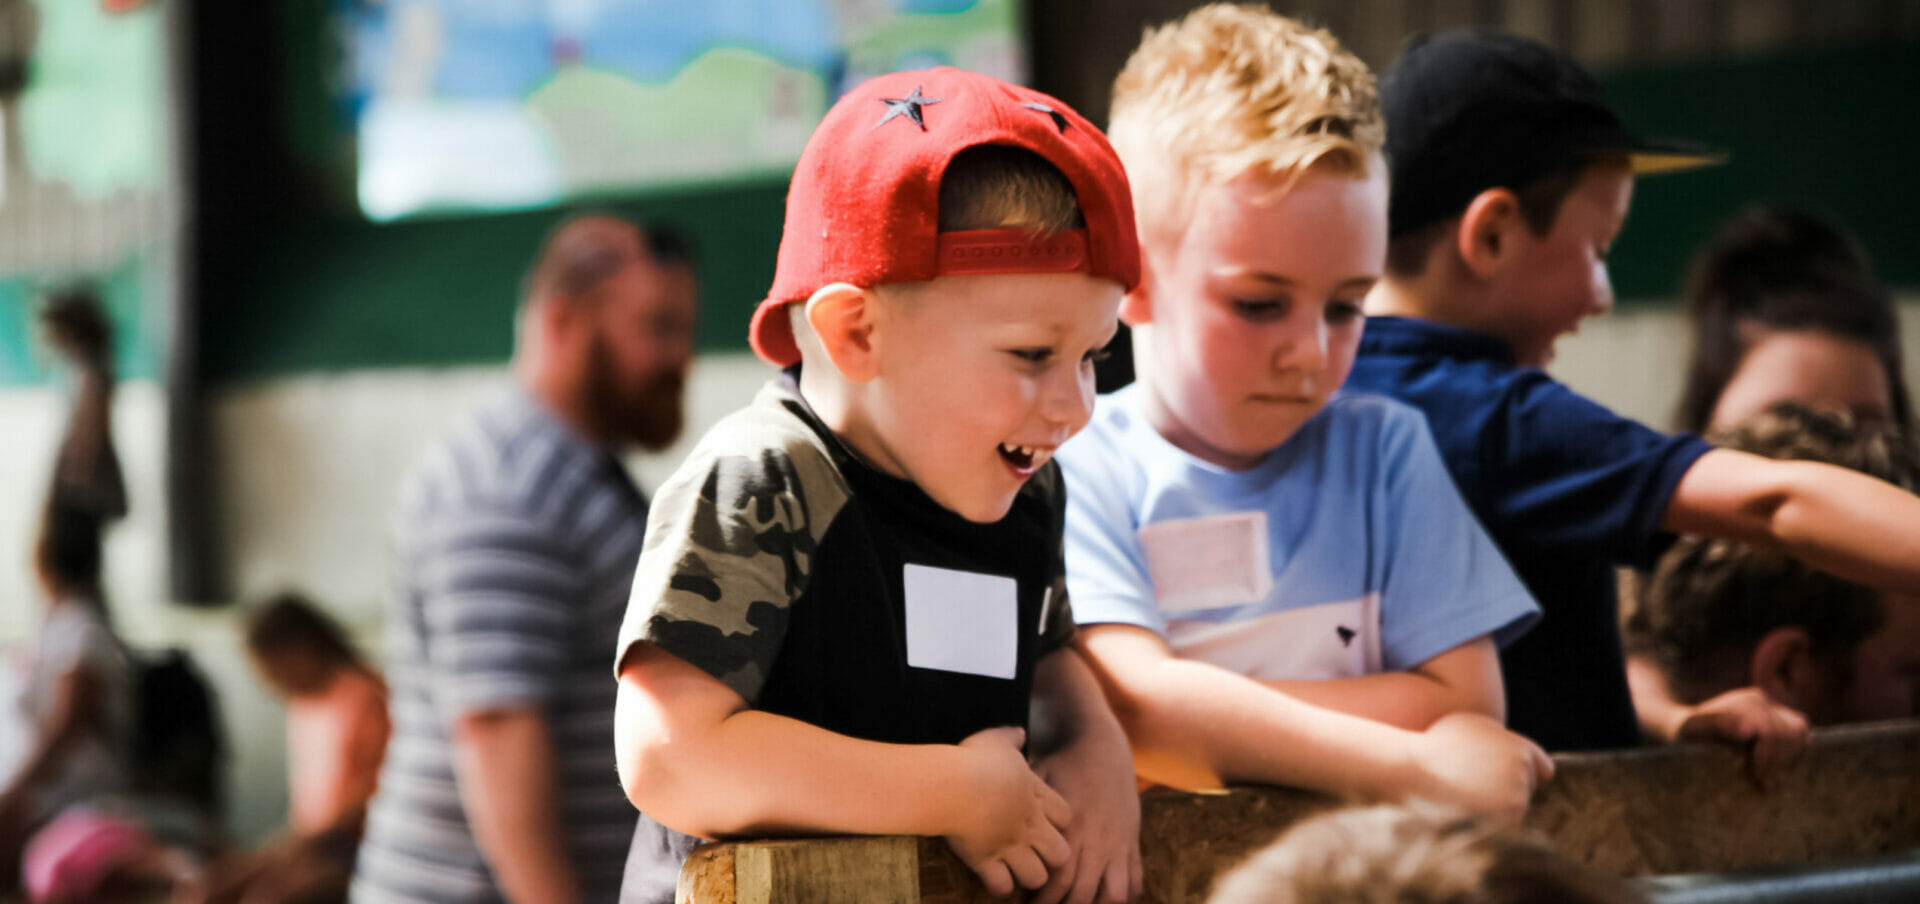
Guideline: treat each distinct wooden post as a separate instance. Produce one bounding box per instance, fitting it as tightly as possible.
[679,720,1920,903]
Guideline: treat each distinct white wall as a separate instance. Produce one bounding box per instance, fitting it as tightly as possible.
[2,300,1917,844]
[209,353,775,623]
[0,353,774,843]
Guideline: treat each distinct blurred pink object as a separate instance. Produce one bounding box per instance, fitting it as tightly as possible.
[20,806,149,903]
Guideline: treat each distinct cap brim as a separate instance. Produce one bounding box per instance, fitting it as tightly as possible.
[1571,124,1726,175]
[1629,148,1726,174]
[1599,134,1726,175]
[748,298,800,367]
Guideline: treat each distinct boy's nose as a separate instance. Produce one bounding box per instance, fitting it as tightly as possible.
[1041,366,1097,433]
[1271,316,1329,372]
[1591,266,1616,315]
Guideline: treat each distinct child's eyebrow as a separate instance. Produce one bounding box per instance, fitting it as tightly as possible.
[1210,267,1378,291]
[1210,266,1290,284]
[999,319,1120,346]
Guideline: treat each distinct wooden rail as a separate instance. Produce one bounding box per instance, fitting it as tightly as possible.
[676,720,1920,904]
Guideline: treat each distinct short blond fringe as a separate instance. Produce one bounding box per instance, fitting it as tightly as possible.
[1206,801,1647,904]
[1109,4,1382,237]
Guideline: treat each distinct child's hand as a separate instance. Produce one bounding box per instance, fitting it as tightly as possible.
[1670,687,1809,791]
[1031,735,1143,904]
[948,726,1074,897]
[1407,712,1554,823]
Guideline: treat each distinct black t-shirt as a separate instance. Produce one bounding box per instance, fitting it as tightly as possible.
[614,370,1076,902]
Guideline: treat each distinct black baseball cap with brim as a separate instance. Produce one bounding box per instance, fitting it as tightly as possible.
[1381,29,1726,238]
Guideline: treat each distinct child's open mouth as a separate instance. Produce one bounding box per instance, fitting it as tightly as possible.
[997,443,1052,475]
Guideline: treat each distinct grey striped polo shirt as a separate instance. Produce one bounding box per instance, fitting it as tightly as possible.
[352,387,643,904]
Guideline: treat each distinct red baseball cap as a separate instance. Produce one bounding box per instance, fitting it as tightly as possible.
[749,66,1141,367]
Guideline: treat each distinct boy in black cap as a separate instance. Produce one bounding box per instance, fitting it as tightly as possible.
[1345,30,1920,756]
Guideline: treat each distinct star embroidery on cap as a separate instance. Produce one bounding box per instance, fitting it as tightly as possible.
[1024,102,1069,133]
[873,85,942,132]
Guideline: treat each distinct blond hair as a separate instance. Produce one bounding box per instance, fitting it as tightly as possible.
[1108,4,1382,239]
[1207,802,1645,904]
[939,144,1084,234]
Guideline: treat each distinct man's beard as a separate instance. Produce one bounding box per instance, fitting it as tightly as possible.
[586,340,685,451]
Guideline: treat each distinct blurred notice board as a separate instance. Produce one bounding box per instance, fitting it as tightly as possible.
[341,0,1027,221]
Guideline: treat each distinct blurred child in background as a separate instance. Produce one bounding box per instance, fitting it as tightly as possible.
[1,502,136,897]
[187,593,388,904]
[1629,403,1920,756]
[1674,204,1911,436]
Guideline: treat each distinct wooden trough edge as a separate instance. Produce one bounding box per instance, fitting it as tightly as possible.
[677,719,1920,904]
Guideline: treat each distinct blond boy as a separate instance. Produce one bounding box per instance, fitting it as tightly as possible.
[1349,29,1920,756]
[1059,5,1550,820]
[612,68,1142,904]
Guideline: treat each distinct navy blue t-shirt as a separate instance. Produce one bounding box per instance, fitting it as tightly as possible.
[1345,317,1712,751]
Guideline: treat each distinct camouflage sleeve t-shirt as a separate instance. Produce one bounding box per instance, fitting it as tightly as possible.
[613,370,1075,747]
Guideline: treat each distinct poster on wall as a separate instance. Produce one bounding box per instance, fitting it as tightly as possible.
[0,0,163,386]
[341,0,1027,222]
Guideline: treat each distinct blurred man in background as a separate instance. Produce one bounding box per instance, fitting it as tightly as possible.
[352,215,696,904]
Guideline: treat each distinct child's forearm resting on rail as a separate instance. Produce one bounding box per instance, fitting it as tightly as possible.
[1078,624,1550,822]
[614,642,1072,897]
[1260,636,1507,730]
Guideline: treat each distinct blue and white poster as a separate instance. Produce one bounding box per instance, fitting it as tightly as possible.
[341,0,1026,220]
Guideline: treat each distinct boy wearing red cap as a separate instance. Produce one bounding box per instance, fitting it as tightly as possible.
[612,68,1141,904]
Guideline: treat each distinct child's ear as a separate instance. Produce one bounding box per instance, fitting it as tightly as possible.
[1749,625,1819,712]
[1455,187,1521,279]
[805,283,880,382]
[1119,255,1155,327]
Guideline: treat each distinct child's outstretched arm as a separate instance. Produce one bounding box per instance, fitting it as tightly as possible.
[1079,624,1552,823]
[615,643,1072,897]
[1640,447,1907,787]
[1664,448,1920,593]
[1257,636,1506,729]
[1029,643,1143,904]
[1625,652,1808,789]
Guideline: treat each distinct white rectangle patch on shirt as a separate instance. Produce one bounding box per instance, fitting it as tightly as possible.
[1138,512,1274,612]
[1168,594,1384,680]
[903,564,1019,679]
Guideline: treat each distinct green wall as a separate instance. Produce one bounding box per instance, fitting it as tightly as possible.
[0,1,165,387]
[198,40,1919,384]
[1597,42,1920,304]
[1,259,163,386]
[203,181,786,381]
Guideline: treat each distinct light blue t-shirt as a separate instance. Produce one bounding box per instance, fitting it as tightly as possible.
[1060,386,1538,680]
